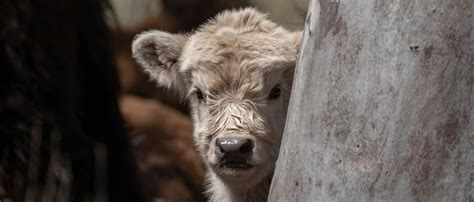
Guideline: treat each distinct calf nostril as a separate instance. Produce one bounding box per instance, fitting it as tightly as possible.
[239,140,253,155]
[215,143,225,158]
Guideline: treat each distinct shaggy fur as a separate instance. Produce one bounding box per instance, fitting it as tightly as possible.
[132,8,302,201]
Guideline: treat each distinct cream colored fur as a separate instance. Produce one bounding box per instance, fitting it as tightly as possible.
[132,8,302,202]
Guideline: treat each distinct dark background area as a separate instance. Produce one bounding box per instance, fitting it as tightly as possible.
[0,0,307,201]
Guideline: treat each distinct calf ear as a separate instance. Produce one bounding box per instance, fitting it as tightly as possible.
[132,30,188,94]
[282,31,303,81]
[289,31,303,54]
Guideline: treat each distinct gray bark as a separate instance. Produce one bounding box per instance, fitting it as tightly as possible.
[269,0,473,201]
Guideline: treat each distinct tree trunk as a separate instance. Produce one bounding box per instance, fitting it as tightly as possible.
[269,0,473,201]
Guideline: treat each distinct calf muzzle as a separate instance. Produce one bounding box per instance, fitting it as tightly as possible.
[215,137,253,169]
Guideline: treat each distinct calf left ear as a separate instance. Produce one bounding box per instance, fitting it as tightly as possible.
[132,30,188,95]
[281,31,303,80]
[289,31,303,54]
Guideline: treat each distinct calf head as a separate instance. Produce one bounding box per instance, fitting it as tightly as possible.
[132,8,302,191]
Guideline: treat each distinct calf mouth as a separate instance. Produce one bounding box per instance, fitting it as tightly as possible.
[217,164,255,179]
[220,161,253,169]
[216,160,256,177]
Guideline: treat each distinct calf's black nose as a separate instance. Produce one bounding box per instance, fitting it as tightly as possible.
[215,137,253,159]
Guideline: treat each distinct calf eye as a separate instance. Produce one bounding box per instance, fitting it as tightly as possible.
[268,85,281,100]
[195,89,205,101]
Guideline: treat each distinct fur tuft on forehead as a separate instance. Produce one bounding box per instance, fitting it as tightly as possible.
[180,8,301,84]
[188,61,266,101]
[200,7,279,35]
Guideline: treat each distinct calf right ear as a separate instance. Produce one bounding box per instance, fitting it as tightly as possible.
[132,30,188,94]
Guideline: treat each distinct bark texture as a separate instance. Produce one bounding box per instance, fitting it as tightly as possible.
[269,0,473,201]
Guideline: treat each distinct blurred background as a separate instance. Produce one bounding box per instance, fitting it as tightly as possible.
[0,0,308,201]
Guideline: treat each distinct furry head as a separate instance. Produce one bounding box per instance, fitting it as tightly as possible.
[132,8,302,201]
